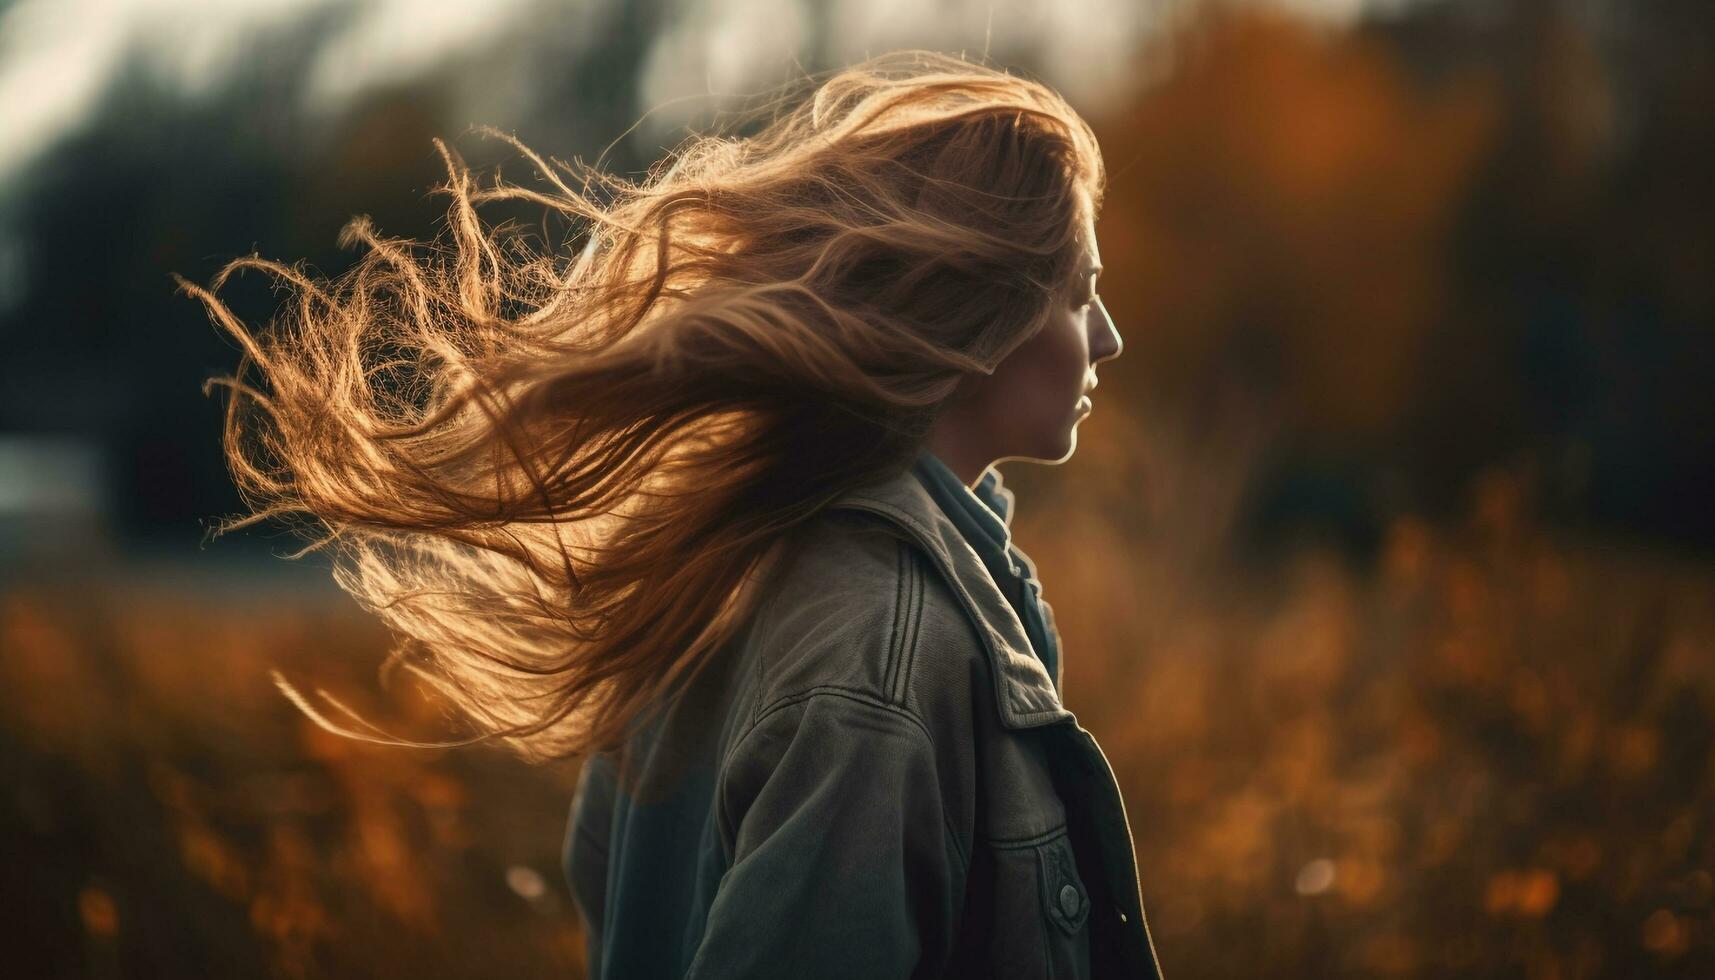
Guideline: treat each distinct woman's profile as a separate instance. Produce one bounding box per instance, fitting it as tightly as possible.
[180,49,1162,979]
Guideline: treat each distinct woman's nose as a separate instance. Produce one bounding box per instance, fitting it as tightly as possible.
[1090,295,1122,364]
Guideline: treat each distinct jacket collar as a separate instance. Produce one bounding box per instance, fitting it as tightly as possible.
[828,459,1073,730]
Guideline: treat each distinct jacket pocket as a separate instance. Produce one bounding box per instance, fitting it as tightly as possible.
[1036,831,1090,939]
[1034,831,1092,979]
[986,828,1093,979]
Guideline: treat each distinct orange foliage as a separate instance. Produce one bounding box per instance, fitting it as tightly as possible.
[4,7,1710,978]
[0,584,585,978]
[1093,8,1498,441]
[1011,399,1715,976]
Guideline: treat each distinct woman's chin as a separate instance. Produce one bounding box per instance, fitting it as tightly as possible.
[1041,427,1078,464]
[1003,420,1082,466]
[1061,429,1080,461]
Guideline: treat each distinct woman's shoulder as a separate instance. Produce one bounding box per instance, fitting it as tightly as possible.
[742,508,991,732]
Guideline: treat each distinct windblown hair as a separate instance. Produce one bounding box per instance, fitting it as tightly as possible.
[177,50,1105,761]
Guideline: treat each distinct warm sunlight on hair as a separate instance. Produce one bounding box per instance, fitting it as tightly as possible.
[175,50,1105,761]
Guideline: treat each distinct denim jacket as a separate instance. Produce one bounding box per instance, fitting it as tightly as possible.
[563,453,1164,979]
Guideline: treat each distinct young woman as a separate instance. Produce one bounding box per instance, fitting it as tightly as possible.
[182,49,1161,979]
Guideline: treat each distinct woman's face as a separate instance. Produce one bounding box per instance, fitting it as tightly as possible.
[927,212,1122,482]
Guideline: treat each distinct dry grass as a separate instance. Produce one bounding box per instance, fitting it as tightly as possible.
[2,409,1711,977]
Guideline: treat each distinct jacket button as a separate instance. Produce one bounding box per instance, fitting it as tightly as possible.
[1058,884,1080,918]
[1117,909,1128,923]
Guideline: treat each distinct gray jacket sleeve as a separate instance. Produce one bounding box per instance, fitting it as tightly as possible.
[685,692,963,979]
[566,753,616,978]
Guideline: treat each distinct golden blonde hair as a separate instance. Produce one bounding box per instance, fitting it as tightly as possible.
[177,49,1104,760]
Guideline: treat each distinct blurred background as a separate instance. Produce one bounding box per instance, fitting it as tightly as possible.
[1,0,1711,976]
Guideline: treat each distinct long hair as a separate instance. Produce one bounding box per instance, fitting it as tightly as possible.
[176,49,1105,761]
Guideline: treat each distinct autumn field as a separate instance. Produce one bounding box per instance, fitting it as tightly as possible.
[3,3,1711,977]
[4,411,1711,979]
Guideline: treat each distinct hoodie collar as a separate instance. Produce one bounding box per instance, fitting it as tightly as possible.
[827,454,1072,730]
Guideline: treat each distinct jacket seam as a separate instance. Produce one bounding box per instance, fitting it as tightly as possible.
[890,542,925,705]
[984,823,1070,850]
[833,497,1065,728]
[571,818,611,857]
[881,536,908,702]
[721,686,972,879]
[748,685,928,741]
[747,544,796,731]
